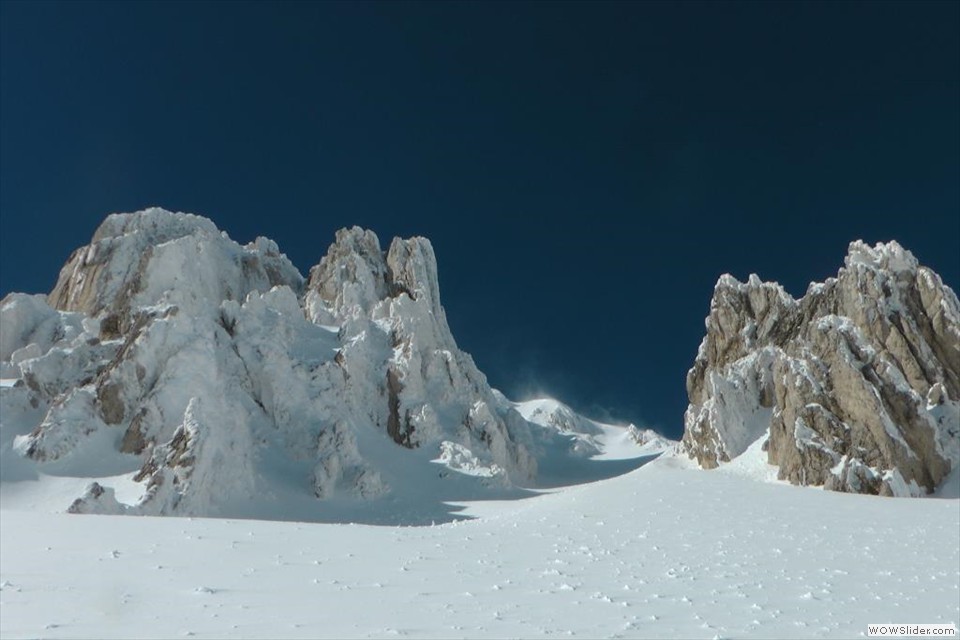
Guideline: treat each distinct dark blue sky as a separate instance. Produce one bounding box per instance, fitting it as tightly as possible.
[2,1,958,437]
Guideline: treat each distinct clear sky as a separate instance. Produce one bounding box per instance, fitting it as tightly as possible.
[1,1,958,437]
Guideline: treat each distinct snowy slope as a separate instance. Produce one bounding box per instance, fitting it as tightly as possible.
[0,395,668,525]
[1,453,957,640]
[513,397,675,486]
[514,397,673,459]
[0,211,956,640]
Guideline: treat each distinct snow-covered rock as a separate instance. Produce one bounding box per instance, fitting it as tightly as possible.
[683,240,960,496]
[303,226,537,482]
[48,208,302,325]
[1,208,659,519]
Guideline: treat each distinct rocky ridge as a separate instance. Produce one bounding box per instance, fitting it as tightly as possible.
[0,208,664,519]
[682,240,959,496]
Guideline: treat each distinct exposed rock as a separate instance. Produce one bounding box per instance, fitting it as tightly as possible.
[120,409,149,455]
[96,381,125,425]
[683,240,960,496]
[67,482,126,515]
[386,367,414,448]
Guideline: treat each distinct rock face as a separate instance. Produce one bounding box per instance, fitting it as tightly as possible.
[2,208,652,519]
[302,227,536,480]
[683,240,960,496]
[48,210,302,325]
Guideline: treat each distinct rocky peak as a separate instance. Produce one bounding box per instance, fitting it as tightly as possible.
[302,226,531,477]
[305,226,391,322]
[683,240,960,496]
[844,239,918,275]
[2,210,590,520]
[90,207,221,245]
[386,236,445,320]
[687,275,798,408]
[304,227,445,327]
[48,208,303,324]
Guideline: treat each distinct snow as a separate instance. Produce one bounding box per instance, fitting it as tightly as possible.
[684,349,778,463]
[708,433,782,484]
[49,208,303,320]
[513,397,672,460]
[511,398,672,487]
[935,465,960,499]
[844,239,918,275]
[2,455,957,639]
[0,294,86,369]
[1,210,957,637]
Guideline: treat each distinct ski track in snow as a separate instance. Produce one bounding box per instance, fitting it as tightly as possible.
[2,455,957,640]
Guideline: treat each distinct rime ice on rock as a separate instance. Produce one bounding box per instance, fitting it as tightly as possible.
[303,226,537,481]
[2,208,664,518]
[683,240,960,496]
[48,208,303,322]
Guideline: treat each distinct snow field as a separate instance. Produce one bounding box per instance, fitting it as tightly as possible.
[2,454,957,639]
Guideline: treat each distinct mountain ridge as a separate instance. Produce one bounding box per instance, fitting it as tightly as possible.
[682,240,959,496]
[0,208,667,523]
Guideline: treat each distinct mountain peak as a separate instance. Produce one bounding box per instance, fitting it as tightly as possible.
[91,207,221,244]
[305,226,445,326]
[47,208,303,323]
[1,209,666,522]
[844,239,918,275]
[683,240,959,496]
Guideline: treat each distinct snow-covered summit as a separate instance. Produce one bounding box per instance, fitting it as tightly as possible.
[844,238,919,275]
[515,398,603,437]
[305,226,392,322]
[0,209,663,522]
[91,207,221,243]
[515,397,673,460]
[48,208,303,322]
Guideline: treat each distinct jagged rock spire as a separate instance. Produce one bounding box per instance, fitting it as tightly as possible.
[683,240,960,496]
[1,208,561,520]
